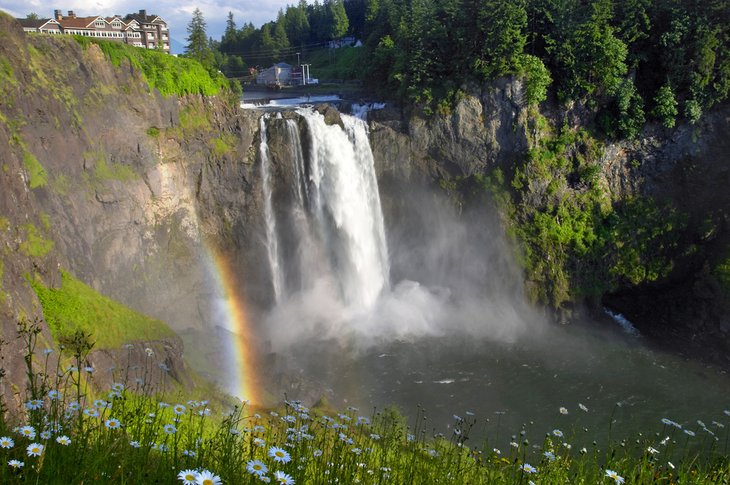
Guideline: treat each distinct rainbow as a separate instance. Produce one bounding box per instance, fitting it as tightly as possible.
[204,245,259,405]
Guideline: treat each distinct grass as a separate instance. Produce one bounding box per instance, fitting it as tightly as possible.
[28,270,175,350]
[1,323,729,484]
[305,47,365,82]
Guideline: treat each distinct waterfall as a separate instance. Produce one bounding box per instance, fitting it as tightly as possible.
[260,109,390,311]
[259,114,284,302]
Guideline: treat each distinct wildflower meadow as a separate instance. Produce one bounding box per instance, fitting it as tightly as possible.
[1,321,729,484]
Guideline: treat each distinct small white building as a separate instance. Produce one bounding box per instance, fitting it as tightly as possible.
[256,62,293,86]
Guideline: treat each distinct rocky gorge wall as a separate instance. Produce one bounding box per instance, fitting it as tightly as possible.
[365,80,730,367]
[0,15,269,407]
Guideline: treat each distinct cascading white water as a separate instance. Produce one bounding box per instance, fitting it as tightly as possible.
[260,109,390,311]
[299,108,390,310]
[259,114,284,302]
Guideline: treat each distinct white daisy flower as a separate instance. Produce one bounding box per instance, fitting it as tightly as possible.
[268,446,291,464]
[521,463,537,473]
[8,459,24,468]
[273,470,295,484]
[26,443,44,457]
[559,407,568,415]
[84,408,99,418]
[18,426,36,439]
[247,459,268,476]
[105,418,121,429]
[195,469,221,485]
[164,424,177,434]
[173,404,186,415]
[178,469,197,484]
[605,469,625,484]
[0,436,14,448]
[56,435,71,446]
[552,429,563,438]
[25,400,43,410]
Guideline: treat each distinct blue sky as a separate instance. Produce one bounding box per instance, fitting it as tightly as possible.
[0,1,290,53]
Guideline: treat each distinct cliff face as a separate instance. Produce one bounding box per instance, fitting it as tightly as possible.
[366,81,730,366]
[0,16,268,405]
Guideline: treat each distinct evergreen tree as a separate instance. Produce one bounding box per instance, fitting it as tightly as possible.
[473,0,528,79]
[285,2,310,46]
[186,8,213,68]
[653,83,678,128]
[223,12,237,45]
[326,0,350,39]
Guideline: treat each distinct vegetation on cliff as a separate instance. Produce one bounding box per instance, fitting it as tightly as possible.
[470,120,686,311]
[72,36,239,100]
[29,270,174,350]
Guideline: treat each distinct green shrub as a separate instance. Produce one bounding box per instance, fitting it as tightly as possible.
[518,54,552,106]
[653,84,679,128]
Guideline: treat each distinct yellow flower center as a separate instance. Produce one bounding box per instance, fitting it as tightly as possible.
[203,480,213,485]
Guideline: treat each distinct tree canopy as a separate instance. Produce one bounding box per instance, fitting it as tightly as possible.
[210,0,730,130]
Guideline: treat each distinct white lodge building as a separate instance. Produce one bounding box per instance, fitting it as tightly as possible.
[16,9,170,53]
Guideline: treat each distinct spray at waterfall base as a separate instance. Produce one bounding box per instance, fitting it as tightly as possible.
[243,106,540,405]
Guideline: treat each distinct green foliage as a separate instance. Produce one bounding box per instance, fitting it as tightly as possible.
[489,122,685,308]
[94,158,138,182]
[684,98,702,124]
[22,150,47,189]
[209,134,236,157]
[472,0,528,79]
[714,251,730,295]
[615,79,645,138]
[29,270,174,350]
[517,54,552,106]
[607,198,684,285]
[74,37,231,98]
[146,127,160,138]
[83,150,138,183]
[653,83,679,128]
[19,224,53,258]
[185,8,214,69]
[306,46,365,80]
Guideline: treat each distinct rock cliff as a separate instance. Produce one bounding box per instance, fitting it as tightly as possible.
[0,15,266,406]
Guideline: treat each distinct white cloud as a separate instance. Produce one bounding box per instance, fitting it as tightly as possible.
[1,1,291,52]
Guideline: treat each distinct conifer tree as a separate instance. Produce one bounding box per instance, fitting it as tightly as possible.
[186,8,213,68]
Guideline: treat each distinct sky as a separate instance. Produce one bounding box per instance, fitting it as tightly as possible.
[0,1,290,53]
